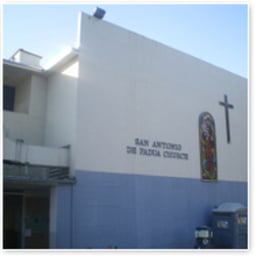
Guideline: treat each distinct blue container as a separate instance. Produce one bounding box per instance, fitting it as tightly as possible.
[212,203,247,249]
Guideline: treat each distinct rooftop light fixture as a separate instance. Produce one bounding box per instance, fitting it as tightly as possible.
[92,7,106,19]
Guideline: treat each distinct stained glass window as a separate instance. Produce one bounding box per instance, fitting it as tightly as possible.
[199,112,217,181]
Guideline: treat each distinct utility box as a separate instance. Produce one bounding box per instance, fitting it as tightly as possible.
[194,226,213,249]
[212,203,247,249]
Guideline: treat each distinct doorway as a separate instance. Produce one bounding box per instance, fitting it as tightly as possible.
[24,196,49,248]
[3,190,50,249]
[3,194,23,249]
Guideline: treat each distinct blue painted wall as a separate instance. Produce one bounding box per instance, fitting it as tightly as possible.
[55,184,73,248]
[56,171,247,249]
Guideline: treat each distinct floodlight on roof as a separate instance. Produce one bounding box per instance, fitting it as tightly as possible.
[92,7,106,19]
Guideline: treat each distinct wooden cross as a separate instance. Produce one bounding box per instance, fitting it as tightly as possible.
[219,95,234,144]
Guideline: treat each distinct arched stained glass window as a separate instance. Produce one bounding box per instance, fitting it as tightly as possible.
[199,112,217,181]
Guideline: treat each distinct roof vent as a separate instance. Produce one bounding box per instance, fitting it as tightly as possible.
[92,7,106,19]
[11,49,42,68]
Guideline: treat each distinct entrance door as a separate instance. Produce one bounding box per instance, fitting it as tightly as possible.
[24,196,50,249]
[3,190,50,249]
[3,194,23,249]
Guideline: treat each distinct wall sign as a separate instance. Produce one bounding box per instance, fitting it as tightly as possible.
[126,138,189,160]
[199,112,217,181]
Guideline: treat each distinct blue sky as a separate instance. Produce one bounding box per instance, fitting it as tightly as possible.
[3,4,248,77]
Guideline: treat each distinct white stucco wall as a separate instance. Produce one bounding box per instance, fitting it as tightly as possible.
[44,61,77,148]
[30,75,47,119]
[76,13,247,182]
[14,77,31,113]
[43,59,78,176]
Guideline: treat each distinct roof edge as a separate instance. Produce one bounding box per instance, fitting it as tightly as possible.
[3,59,44,73]
[43,47,79,73]
[10,48,42,60]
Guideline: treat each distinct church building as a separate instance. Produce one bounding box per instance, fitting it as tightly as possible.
[3,11,247,249]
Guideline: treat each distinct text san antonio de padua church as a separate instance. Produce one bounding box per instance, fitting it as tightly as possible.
[3,10,247,249]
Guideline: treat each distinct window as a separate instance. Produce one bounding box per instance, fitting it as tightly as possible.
[199,112,218,181]
[3,85,15,111]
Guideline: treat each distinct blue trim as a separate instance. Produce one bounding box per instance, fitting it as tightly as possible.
[55,171,247,249]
